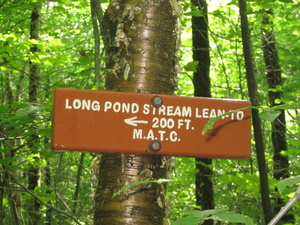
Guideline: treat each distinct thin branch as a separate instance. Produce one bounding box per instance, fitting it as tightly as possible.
[0,136,25,141]
[268,185,300,225]
[7,170,82,225]
[276,118,300,140]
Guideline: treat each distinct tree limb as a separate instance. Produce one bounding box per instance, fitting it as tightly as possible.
[268,185,300,225]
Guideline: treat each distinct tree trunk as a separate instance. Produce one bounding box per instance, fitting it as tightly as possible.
[72,153,85,215]
[93,0,180,224]
[90,0,103,88]
[192,0,210,98]
[262,9,289,181]
[238,0,273,223]
[191,1,214,225]
[261,9,293,223]
[27,1,42,224]
[44,159,52,225]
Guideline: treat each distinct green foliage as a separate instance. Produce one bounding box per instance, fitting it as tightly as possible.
[0,157,15,168]
[166,157,197,218]
[183,61,199,72]
[202,106,252,134]
[259,109,281,122]
[278,176,300,195]
[172,208,254,225]
[202,102,300,134]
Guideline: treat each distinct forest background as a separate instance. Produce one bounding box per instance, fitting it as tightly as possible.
[0,0,300,224]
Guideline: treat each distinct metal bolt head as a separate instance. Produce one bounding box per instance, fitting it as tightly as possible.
[151,96,163,108]
[148,140,162,152]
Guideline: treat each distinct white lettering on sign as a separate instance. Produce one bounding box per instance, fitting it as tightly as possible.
[64,98,246,143]
[142,104,192,117]
[152,118,175,129]
[177,119,192,130]
[65,99,100,111]
[195,108,226,118]
[157,105,192,117]
[131,117,193,142]
[103,101,139,113]
[133,129,180,142]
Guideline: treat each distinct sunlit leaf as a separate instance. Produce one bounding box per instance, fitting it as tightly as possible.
[48,38,64,50]
[209,211,254,225]
[259,110,281,122]
[183,61,199,72]
[202,106,253,135]
[278,176,300,195]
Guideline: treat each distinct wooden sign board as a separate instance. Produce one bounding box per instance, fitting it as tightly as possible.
[52,88,251,159]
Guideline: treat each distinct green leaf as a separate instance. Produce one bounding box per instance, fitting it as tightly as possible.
[14,103,51,117]
[15,105,40,117]
[183,61,199,72]
[0,105,10,114]
[202,106,253,135]
[4,34,16,42]
[172,209,226,225]
[38,127,52,139]
[189,208,227,219]
[278,176,300,195]
[0,157,15,166]
[185,10,202,17]
[278,0,294,3]
[48,38,64,50]
[79,55,93,66]
[208,211,254,225]
[11,102,30,109]
[269,85,283,92]
[184,4,203,17]
[259,110,281,122]
[172,208,254,225]
[2,198,8,206]
[34,186,56,202]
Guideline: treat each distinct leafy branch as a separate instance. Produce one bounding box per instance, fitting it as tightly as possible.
[202,106,254,135]
[202,102,300,135]
[172,208,254,225]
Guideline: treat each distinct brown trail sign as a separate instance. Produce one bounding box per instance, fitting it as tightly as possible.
[52,88,251,159]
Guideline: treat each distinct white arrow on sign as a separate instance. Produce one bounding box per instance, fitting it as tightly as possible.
[124,117,148,126]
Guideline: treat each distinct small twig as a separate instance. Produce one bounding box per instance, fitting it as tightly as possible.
[0,136,25,141]
[276,118,300,140]
[268,185,300,225]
